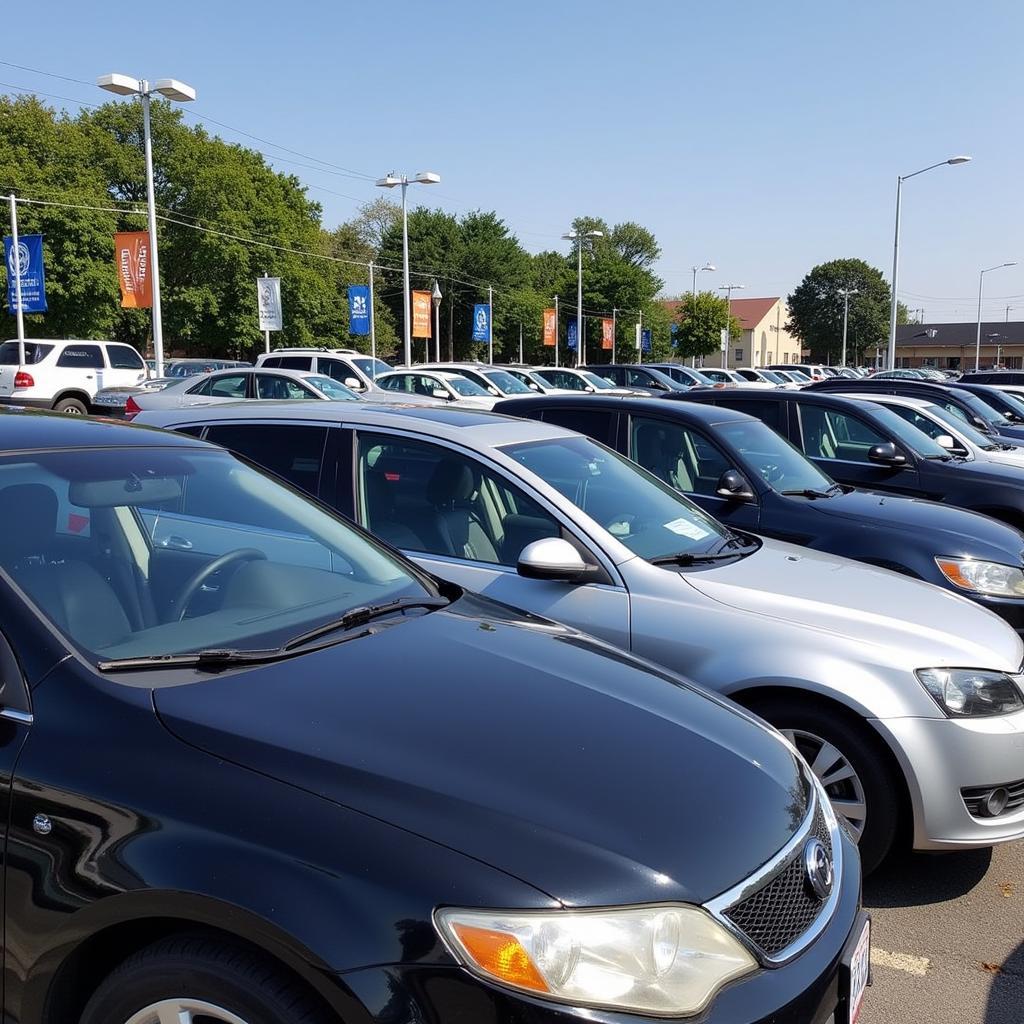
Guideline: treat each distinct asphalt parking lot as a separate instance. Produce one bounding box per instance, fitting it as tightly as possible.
[860,840,1023,1023]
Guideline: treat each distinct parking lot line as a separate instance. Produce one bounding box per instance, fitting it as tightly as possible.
[871,947,931,976]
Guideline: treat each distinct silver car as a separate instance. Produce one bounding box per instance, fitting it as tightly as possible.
[135,402,1024,873]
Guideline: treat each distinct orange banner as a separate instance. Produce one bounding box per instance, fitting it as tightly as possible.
[115,231,153,309]
[412,290,432,338]
[543,307,557,346]
[601,318,614,350]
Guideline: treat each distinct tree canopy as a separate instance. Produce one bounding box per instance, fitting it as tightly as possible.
[671,292,743,363]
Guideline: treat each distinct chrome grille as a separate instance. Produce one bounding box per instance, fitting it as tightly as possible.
[724,802,832,958]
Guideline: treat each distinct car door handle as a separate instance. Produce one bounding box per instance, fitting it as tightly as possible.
[159,535,193,550]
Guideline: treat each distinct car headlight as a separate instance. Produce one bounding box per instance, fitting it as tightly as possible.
[935,557,1024,597]
[916,667,1024,717]
[434,904,757,1016]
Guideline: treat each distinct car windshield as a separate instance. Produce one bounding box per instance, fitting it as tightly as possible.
[0,448,429,663]
[581,371,615,389]
[501,435,734,560]
[352,357,392,380]
[985,388,1024,421]
[484,370,533,394]
[716,420,835,493]
[864,404,950,457]
[701,370,732,383]
[789,370,811,381]
[305,375,360,401]
[760,370,787,384]
[448,376,489,396]
[956,392,1011,427]
[926,404,1002,448]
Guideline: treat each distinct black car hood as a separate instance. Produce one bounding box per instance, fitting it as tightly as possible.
[155,594,807,907]
[801,489,1024,559]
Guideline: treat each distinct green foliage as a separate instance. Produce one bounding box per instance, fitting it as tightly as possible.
[672,292,742,362]
[786,258,894,364]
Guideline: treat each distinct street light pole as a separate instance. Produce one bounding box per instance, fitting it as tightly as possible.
[611,307,617,363]
[976,263,1018,370]
[7,194,25,365]
[887,155,971,371]
[431,279,442,362]
[691,261,715,299]
[563,227,603,367]
[838,287,859,368]
[375,171,441,366]
[718,284,745,368]
[97,73,196,377]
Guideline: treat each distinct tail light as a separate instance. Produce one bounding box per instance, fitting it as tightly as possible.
[124,396,142,421]
[13,371,34,389]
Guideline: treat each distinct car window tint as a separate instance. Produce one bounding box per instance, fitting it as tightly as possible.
[255,375,315,400]
[537,407,617,447]
[203,424,328,498]
[208,374,248,398]
[727,399,783,432]
[277,356,313,371]
[0,342,53,365]
[56,345,104,369]
[630,416,730,495]
[539,370,584,391]
[319,358,355,383]
[187,377,214,396]
[797,406,885,462]
[260,356,282,368]
[107,345,145,369]
[356,433,560,565]
[626,368,653,387]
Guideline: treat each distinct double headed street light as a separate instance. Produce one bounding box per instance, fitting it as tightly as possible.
[975,263,1018,370]
[718,284,745,368]
[376,171,441,367]
[97,73,197,378]
[838,287,859,368]
[886,155,971,370]
[562,228,604,366]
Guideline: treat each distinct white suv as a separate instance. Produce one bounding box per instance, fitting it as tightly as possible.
[255,348,392,393]
[0,339,148,414]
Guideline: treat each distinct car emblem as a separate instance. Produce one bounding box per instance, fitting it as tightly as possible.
[803,838,833,901]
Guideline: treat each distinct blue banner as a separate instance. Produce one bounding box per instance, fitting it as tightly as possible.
[670,322,679,348]
[472,303,490,342]
[347,285,370,335]
[4,233,47,313]
[567,317,578,350]
[641,328,652,353]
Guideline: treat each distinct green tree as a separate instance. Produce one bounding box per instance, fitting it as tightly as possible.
[672,292,742,363]
[786,258,907,364]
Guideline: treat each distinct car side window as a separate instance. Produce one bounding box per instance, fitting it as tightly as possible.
[885,406,943,439]
[319,358,355,383]
[798,406,885,462]
[208,374,248,398]
[187,377,214,396]
[536,407,617,447]
[202,424,329,497]
[260,356,282,368]
[629,416,730,495]
[626,368,652,388]
[56,345,104,369]
[255,375,315,400]
[276,356,313,371]
[107,344,145,369]
[727,399,783,433]
[356,433,560,565]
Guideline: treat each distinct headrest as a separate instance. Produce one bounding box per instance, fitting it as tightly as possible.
[0,484,59,562]
[428,460,476,505]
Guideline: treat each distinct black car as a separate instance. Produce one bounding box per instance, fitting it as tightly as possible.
[645,363,721,388]
[806,377,1024,442]
[582,363,688,393]
[496,395,1024,629]
[948,380,1024,424]
[0,410,865,1024]
[960,370,1024,385]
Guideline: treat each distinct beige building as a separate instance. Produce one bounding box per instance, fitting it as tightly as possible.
[893,321,1024,370]
[661,296,801,368]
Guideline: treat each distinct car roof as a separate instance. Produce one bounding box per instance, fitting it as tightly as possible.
[666,387,895,411]
[840,393,936,409]
[133,399,572,445]
[496,393,757,427]
[0,407,213,453]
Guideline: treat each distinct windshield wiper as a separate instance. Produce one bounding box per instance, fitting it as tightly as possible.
[282,597,449,650]
[651,537,760,566]
[779,483,841,499]
[98,647,293,672]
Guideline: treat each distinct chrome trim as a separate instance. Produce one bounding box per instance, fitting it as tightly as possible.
[0,708,33,725]
[703,774,843,967]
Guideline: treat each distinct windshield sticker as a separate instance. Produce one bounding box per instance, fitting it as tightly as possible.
[664,517,710,540]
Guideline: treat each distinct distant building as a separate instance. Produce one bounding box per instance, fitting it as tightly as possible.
[893,322,1024,370]
[661,296,801,368]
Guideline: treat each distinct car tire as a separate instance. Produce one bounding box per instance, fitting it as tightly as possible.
[53,397,89,415]
[79,935,332,1024]
[744,696,901,875]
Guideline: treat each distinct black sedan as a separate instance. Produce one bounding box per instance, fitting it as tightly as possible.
[497,395,1024,628]
[0,410,865,1024]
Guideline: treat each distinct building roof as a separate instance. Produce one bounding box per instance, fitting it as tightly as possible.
[895,321,1024,348]
[660,296,780,329]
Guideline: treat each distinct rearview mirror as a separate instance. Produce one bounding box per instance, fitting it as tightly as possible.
[867,442,907,467]
[715,469,755,501]
[517,538,602,584]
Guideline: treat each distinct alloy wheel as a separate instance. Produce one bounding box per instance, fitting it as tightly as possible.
[779,728,867,841]
[124,1000,250,1024]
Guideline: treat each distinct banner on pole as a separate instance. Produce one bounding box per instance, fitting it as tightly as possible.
[114,232,152,309]
[348,285,370,335]
[412,290,432,337]
[543,307,557,346]
[641,328,652,352]
[472,303,490,342]
[720,328,729,352]
[601,318,614,350]
[4,233,47,313]
[669,322,679,348]
[256,276,283,331]
[566,317,578,350]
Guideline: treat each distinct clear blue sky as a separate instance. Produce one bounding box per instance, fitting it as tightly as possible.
[5,0,1024,321]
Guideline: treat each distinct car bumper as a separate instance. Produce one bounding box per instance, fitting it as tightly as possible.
[877,708,1024,849]
[0,396,53,409]
[340,833,864,1024]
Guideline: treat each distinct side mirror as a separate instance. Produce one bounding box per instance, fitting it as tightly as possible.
[936,434,969,456]
[584,385,595,393]
[867,442,907,466]
[529,382,540,391]
[432,388,451,401]
[344,376,363,390]
[715,469,755,501]
[517,538,602,584]
[487,386,499,396]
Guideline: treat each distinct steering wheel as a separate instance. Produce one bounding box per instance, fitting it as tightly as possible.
[174,548,267,622]
[759,463,785,483]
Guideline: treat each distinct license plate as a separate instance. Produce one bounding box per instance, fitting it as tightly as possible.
[846,916,871,1024]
